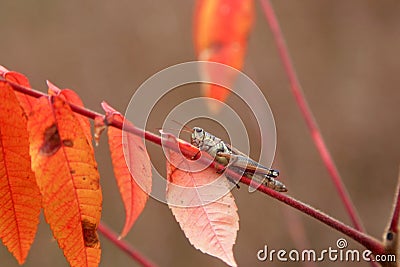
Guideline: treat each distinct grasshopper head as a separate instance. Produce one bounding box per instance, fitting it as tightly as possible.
[269,169,280,178]
[191,127,205,147]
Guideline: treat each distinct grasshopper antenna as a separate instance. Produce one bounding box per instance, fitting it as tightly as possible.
[155,120,192,137]
[171,119,192,134]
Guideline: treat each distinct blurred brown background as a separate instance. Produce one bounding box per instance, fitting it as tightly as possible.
[1,0,400,266]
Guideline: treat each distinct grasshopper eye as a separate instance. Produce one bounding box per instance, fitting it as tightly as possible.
[269,169,279,178]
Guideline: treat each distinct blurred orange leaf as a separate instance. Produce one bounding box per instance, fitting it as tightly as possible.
[0,66,37,114]
[0,81,41,264]
[164,133,239,267]
[194,0,254,109]
[27,95,102,267]
[101,102,152,238]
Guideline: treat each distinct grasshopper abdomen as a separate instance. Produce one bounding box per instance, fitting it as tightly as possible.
[190,127,287,192]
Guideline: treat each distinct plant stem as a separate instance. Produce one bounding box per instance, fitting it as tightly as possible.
[4,78,386,257]
[259,0,364,233]
[98,223,157,267]
[388,168,400,234]
[243,176,384,255]
[382,168,400,267]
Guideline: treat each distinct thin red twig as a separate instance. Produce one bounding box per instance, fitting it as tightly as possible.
[3,78,386,257]
[389,168,400,233]
[259,0,364,232]
[381,169,400,267]
[98,223,157,267]
[244,176,384,255]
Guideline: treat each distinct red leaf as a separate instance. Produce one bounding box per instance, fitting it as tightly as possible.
[101,102,152,238]
[1,68,37,114]
[47,81,93,150]
[0,81,41,264]
[194,0,254,111]
[164,133,239,266]
[28,95,102,267]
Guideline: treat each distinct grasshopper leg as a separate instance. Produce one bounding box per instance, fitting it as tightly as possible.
[215,152,244,189]
[214,161,240,188]
[224,166,247,189]
[226,176,240,189]
[262,175,287,192]
[216,166,226,174]
[191,150,201,160]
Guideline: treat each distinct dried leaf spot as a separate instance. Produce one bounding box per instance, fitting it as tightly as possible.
[82,220,99,248]
[40,124,61,156]
[62,139,73,147]
[21,111,28,120]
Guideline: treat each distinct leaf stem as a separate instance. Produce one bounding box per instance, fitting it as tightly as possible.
[4,78,387,257]
[259,0,364,232]
[98,223,157,267]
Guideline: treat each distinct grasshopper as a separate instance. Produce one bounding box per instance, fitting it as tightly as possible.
[190,127,287,192]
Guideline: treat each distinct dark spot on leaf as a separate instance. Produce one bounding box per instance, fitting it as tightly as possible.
[62,139,73,147]
[39,124,61,156]
[70,169,75,174]
[81,220,99,248]
[85,177,100,190]
[210,41,224,53]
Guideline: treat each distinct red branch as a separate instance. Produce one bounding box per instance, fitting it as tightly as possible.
[98,223,156,267]
[389,169,400,233]
[259,0,364,232]
[243,176,384,254]
[4,79,386,257]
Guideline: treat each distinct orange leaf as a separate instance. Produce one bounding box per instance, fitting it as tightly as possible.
[194,0,254,110]
[164,133,239,267]
[47,81,93,150]
[101,102,152,238]
[28,95,102,267]
[1,68,37,114]
[0,81,41,264]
